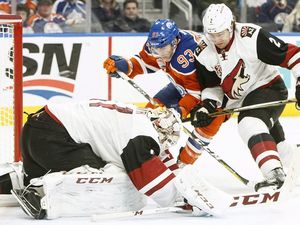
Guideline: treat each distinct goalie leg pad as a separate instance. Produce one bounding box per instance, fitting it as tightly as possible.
[0,162,24,193]
[277,141,297,169]
[41,164,146,219]
[174,165,233,217]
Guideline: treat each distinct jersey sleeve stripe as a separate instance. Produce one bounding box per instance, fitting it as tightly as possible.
[279,44,300,68]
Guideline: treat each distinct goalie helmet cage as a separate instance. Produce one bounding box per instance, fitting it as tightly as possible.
[0,15,23,163]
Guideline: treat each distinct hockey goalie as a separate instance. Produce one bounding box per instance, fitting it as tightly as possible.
[0,99,232,219]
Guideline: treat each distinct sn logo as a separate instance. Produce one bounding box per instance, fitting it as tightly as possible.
[22,43,82,80]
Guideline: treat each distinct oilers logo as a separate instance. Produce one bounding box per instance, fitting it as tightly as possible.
[166,21,173,29]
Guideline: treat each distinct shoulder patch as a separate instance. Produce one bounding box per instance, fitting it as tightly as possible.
[195,40,207,56]
[240,26,257,38]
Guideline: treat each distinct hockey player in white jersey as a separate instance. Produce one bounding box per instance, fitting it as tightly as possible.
[1,99,232,219]
[191,3,300,192]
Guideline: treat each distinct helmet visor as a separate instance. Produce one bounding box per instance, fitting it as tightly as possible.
[150,40,177,62]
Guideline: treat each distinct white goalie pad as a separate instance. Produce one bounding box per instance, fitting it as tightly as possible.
[0,162,24,190]
[40,164,147,219]
[174,165,233,217]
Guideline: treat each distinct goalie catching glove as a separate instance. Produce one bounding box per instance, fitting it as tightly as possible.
[103,55,132,77]
[191,99,217,127]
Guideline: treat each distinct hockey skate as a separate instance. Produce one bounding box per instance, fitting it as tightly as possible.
[11,188,46,219]
[254,167,286,192]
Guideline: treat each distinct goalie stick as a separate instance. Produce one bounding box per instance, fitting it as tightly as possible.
[230,145,300,208]
[10,148,300,220]
[92,146,300,221]
[113,71,256,187]
[91,206,190,221]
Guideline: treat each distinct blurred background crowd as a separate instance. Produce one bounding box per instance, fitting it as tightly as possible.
[0,0,299,34]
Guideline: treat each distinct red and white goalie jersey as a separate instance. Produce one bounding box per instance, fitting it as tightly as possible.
[45,100,160,167]
[45,100,179,206]
[194,22,300,108]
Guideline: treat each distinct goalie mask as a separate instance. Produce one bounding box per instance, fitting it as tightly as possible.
[149,108,181,150]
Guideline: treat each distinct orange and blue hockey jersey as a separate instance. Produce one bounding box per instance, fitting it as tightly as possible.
[128,30,203,115]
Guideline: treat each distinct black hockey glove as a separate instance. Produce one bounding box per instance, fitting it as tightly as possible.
[296,77,300,109]
[190,99,217,127]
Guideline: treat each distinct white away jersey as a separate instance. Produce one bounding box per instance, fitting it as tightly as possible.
[46,99,160,168]
[195,22,300,108]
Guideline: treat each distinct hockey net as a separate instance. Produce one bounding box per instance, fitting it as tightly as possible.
[0,15,23,163]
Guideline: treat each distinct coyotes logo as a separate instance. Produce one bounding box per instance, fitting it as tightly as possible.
[221,59,250,99]
[241,26,256,38]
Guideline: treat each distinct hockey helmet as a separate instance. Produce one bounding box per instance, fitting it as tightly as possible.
[202,4,234,34]
[147,19,179,48]
[149,108,181,150]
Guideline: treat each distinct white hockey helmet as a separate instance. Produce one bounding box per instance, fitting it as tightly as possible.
[149,108,181,150]
[202,4,234,34]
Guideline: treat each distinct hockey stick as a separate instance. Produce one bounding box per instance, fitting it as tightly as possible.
[209,98,297,117]
[91,206,190,221]
[181,126,255,188]
[230,145,300,208]
[115,71,159,106]
[91,148,300,221]
[181,98,298,122]
[114,71,255,187]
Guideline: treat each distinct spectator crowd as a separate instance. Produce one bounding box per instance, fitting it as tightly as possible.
[0,0,151,33]
[0,0,300,33]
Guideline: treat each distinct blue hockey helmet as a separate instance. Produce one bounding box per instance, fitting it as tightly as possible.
[147,19,179,48]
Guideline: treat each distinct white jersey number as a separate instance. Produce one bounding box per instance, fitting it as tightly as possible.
[269,37,281,48]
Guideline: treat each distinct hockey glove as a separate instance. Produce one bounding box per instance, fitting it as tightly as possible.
[296,77,300,109]
[103,55,130,78]
[190,99,217,127]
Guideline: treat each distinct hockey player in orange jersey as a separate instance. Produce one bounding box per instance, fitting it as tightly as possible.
[103,19,228,165]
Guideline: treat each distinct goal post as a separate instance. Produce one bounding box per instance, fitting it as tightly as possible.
[0,15,23,163]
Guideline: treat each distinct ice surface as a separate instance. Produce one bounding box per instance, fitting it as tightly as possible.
[1,117,299,225]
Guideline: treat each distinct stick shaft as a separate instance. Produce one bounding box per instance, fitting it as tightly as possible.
[91,207,185,221]
[182,126,251,186]
[116,71,158,106]
[209,98,297,117]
